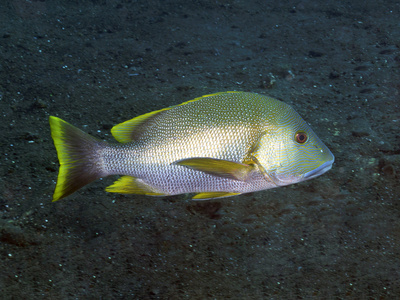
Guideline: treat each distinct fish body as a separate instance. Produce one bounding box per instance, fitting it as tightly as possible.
[49,91,334,201]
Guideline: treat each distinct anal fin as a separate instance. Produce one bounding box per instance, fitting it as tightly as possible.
[105,176,166,196]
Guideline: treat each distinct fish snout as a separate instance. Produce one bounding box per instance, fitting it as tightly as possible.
[303,156,334,179]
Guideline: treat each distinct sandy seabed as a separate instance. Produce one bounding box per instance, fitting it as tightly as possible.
[1,0,399,298]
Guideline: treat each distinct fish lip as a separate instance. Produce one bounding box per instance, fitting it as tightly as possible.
[303,159,334,179]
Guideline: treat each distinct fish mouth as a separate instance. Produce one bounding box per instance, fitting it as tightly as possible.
[303,159,334,179]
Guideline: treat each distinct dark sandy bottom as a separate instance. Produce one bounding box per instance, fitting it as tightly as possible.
[1,0,400,298]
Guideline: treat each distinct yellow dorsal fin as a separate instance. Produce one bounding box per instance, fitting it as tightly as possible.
[173,157,254,181]
[105,176,166,196]
[193,192,241,200]
[111,108,169,143]
[111,91,242,143]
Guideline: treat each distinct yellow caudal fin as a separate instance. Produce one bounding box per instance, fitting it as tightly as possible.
[49,116,107,201]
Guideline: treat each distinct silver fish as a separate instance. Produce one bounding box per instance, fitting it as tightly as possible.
[49,91,334,201]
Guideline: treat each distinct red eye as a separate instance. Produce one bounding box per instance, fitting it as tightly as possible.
[295,132,308,144]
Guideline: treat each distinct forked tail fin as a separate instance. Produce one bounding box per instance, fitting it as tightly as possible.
[49,116,108,201]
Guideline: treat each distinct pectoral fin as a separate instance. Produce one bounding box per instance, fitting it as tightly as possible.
[173,157,254,181]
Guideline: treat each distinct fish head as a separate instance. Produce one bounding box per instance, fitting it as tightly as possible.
[255,103,334,187]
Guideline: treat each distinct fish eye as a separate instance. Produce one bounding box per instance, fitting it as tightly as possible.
[295,131,308,144]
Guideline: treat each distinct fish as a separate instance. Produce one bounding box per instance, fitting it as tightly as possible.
[49,91,334,201]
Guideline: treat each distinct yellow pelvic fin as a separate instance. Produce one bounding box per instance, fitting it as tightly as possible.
[49,116,106,202]
[173,157,254,181]
[105,176,166,196]
[111,91,242,143]
[192,192,241,200]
